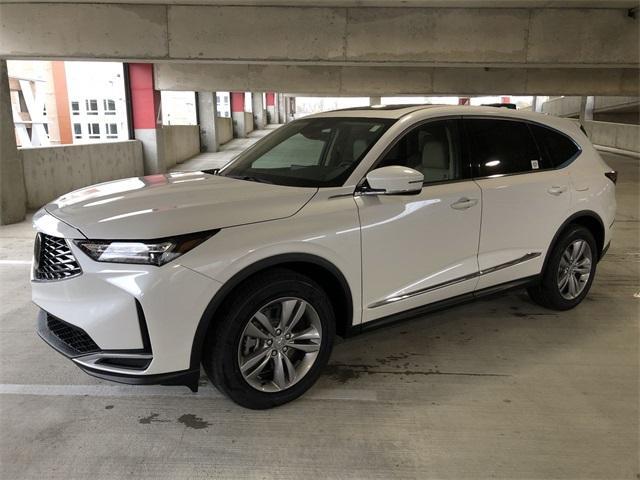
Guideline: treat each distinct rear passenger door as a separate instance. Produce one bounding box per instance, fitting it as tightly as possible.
[465,118,572,290]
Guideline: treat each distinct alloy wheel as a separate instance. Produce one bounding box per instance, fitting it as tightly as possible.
[557,239,593,300]
[237,297,323,392]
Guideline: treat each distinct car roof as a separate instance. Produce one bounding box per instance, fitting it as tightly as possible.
[305,104,583,143]
[308,104,556,122]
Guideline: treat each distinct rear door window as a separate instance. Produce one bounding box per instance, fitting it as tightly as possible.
[465,118,543,177]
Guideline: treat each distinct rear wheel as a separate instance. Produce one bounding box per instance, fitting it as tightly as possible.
[528,225,597,310]
[203,268,335,409]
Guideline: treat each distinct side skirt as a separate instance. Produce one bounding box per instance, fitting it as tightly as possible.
[345,275,540,337]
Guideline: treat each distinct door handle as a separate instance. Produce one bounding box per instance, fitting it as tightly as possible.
[547,186,567,196]
[451,197,478,210]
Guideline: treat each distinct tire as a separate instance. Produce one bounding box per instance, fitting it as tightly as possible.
[202,268,335,409]
[527,225,597,311]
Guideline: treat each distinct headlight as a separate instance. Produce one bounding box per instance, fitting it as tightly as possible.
[75,230,218,266]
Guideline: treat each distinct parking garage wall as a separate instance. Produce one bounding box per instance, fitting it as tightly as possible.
[20,140,143,210]
[583,120,640,154]
[160,125,200,169]
[216,117,233,145]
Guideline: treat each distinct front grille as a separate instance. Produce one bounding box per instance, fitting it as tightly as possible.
[46,315,100,354]
[34,233,82,281]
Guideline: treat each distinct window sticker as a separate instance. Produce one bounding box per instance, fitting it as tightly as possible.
[531,160,540,170]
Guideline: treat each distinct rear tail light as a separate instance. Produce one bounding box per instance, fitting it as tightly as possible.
[604,171,618,184]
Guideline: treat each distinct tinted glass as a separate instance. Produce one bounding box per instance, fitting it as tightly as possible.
[221,118,393,187]
[377,120,464,183]
[466,119,541,176]
[529,124,579,167]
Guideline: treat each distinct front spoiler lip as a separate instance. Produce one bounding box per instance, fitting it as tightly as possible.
[36,309,200,392]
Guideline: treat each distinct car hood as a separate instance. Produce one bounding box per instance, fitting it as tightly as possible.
[44,172,317,239]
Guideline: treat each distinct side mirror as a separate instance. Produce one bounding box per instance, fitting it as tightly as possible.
[363,166,424,195]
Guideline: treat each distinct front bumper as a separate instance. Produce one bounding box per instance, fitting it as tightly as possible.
[31,211,223,387]
[37,309,200,390]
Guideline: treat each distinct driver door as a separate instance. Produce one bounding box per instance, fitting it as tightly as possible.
[356,119,482,323]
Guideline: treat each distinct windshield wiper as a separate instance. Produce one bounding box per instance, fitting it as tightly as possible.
[225,174,273,184]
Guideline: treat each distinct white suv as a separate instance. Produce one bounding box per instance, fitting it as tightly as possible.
[32,105,617,409]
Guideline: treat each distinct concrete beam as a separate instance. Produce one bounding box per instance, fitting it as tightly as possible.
[1,4,638,68]
[155,63,640,96]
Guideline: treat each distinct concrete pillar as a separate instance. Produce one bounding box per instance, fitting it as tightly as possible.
[0,60,27,225]
[532,96,543,113]
[252,92,266,130]
[231,92,246,138]
[128,63,165,174]
[278,93,286,124]
[369,96,382,106]
[266,92,276,124]
[580,96,595,122]
[283,96,295,123]
[197,91,219,152]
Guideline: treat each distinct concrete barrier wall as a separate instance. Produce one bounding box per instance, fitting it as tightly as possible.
[160,125,200,168]
[583,120,640,153]
[244,112,254,136]
[20,140,144,210]
[216,117,233,145]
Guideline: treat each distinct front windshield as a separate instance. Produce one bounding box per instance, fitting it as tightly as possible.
[220,117,394,187]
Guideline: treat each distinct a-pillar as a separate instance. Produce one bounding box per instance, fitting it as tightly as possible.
[266,93,276,124]
[0,60,27,225]
[197,92,219,152]
[231,92,247,138]
[252,92,266,130]
[369,96,382,106]
[128,63,165,175]
[580,96,595,122]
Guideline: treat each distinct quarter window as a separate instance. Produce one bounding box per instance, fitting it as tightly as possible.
[377,120,465,183]
[529,124,579,168]
[466,119,542,177]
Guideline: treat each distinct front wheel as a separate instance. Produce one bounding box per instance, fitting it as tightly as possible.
[203,268,335,409]
[528,225,597,310]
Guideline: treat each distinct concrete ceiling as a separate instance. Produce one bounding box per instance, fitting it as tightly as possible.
[1,0,638,6]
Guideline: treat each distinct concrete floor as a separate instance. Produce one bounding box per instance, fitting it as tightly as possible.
[0,152,637,479]
[171,125,280,173]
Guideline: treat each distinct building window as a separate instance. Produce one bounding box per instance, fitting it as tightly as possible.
[103,99,116,115]
[85,99,98,115]
[73,123,82,139]
[106,123,118,139]
[71,101,80,115]
[87,123,100,138]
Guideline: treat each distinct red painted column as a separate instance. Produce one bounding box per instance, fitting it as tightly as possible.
[230,92,245,113]
[127,63,164,174]
[129,64,161,130]
[501,96,511,104]
[265,92,275,107]
[265,92,276,124]
[230,92,247,138]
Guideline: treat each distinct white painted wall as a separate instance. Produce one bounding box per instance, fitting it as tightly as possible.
[20,140,143,209]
